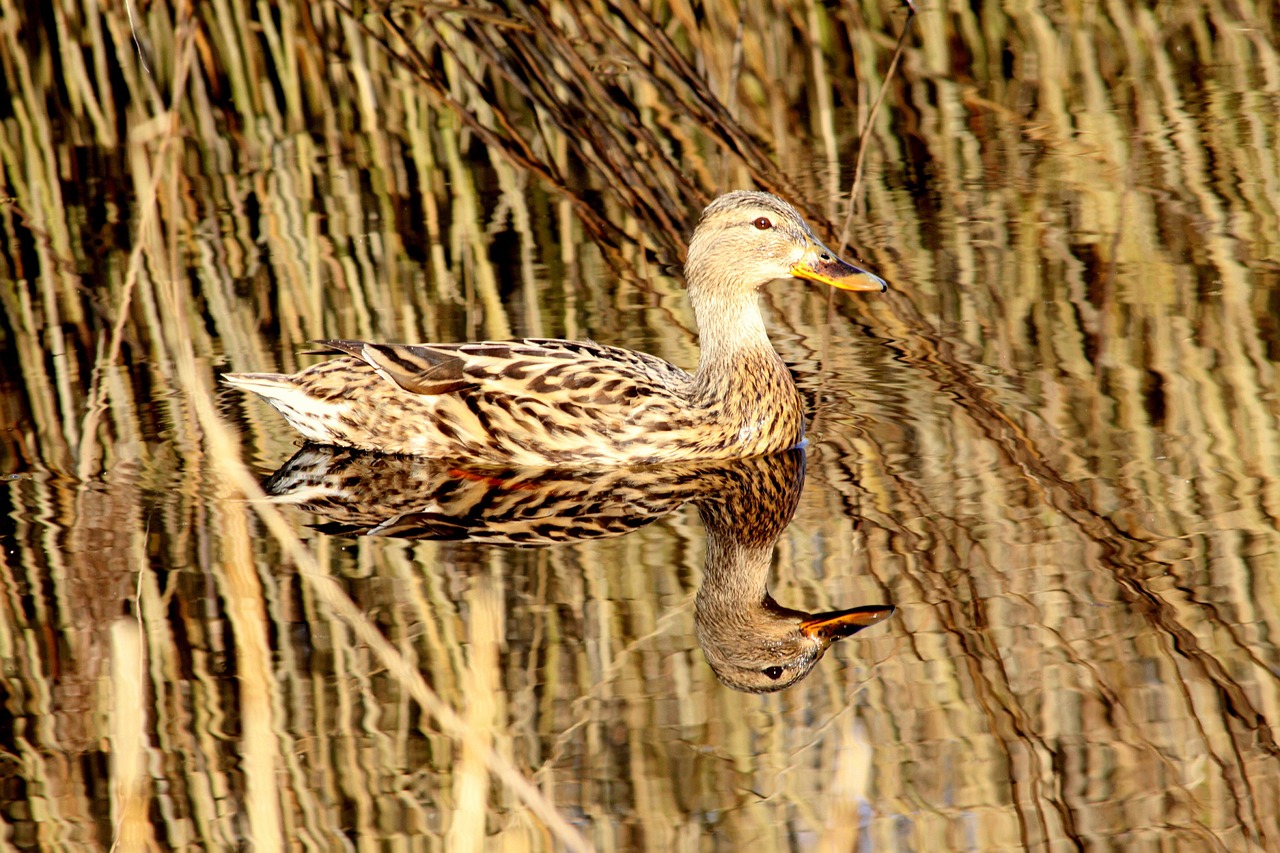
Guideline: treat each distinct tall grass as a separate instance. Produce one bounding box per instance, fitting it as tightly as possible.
[1,0,1277,850]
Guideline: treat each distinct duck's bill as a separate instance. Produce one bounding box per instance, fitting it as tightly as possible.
[792,250,888,292]
[800,605,895,642]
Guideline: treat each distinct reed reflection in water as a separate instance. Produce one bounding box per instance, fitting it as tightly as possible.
[1,0,1278,849]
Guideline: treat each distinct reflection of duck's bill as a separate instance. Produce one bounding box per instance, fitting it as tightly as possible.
[800,605,895,641]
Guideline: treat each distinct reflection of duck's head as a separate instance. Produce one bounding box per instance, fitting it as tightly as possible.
[693,450,893,693]
[696,569,893,693]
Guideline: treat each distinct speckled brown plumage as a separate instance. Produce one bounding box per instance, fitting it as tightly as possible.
[224,191,886,466]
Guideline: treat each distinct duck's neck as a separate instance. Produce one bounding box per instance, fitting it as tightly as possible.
[694,492,807,629]
[696,527,773,614]
[687,277,789,400]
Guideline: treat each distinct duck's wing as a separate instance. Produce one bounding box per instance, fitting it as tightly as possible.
[315,338,693,401]
[229,338,701,462]
[311,340,475,395]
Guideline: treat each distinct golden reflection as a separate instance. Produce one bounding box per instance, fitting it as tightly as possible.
[2,0,1278,848]
[264,445,893,691]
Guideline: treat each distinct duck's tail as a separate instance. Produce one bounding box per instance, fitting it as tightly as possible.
[222,372,343,445]
[222,371,293,396]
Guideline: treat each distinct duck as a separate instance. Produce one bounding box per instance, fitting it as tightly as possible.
[261,444,894,692]
[223,191,886,466]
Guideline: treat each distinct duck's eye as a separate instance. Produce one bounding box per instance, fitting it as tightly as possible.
[753,217,773,230]
[763,666,784,680]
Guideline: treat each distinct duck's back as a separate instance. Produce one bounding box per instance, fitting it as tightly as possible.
[224,338,731,465]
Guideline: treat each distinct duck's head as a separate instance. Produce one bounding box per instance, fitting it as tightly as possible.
[685,191,887,297]
[696,599,894,693]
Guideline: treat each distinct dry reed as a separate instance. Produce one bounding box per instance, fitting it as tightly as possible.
[0,0,1277,850]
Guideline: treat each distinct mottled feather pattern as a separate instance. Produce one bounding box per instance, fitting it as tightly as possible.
[263,443,805,546]
[232,336,805,465]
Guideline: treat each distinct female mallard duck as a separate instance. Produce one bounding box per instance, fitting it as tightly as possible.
[224,191,885,466]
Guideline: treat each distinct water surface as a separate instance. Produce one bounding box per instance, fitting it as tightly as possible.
[1,1,1278,850]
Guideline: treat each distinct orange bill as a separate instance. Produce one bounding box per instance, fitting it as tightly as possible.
[800,604,895,641]
[791,244,888,292]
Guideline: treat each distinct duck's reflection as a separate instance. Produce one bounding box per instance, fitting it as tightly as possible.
[263,446,893,692]
[691,451,893,692]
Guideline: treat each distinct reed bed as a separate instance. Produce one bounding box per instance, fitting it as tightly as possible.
[1,0,1278,850]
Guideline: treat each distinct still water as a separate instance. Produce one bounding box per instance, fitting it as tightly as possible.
[2,1,1278,850]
